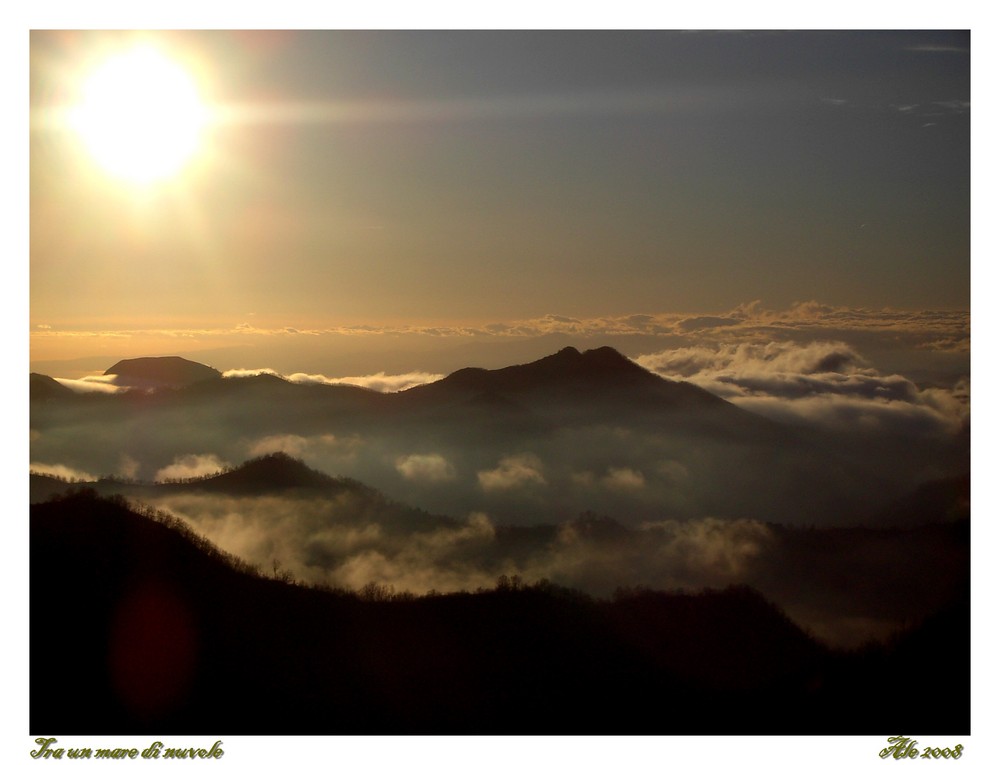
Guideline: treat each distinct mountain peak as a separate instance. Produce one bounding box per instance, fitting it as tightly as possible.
[581,345,637,368]
[196,452,341,494]
[553,346,582,358]
[421,344,697,408]
[30,373,74,400]
[527,345,650,380]
[105,357,221,389]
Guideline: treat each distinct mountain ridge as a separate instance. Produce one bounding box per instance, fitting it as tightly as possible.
[30,452,365,501]
[29,372,74,400]
[33,345,762,437]
[395,345,738,421]
[414,345,711,394]
[39,346,727,407]
[30,489,969,734]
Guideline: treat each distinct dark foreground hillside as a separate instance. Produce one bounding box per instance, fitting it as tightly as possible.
[30,491,969,735]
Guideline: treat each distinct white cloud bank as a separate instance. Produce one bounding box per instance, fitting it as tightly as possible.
[154,454,229,482]
[30,462,97,482]
[478,454,547,491]
[222,367,443,393]
[395,453,457,483]
[634,340,968,436]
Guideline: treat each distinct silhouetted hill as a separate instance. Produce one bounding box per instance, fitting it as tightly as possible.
[388,345,782,445]
[31,491,970,735]
[31,453,368,501]
[30,453,456,532]
[178,370,389,425]
[31,452,366,498]
[28,471,76,503]
[187,452,341,494]
[29,372,74,401]
[402,345,729,410]
[104,356,222,388]
[192,371,290,393]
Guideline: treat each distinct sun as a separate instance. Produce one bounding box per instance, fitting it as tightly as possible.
[68,45,208,185]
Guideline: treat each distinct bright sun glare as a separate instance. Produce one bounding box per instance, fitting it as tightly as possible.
[68,45,208,185]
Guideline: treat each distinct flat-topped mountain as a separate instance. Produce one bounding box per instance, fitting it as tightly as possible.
[104,356,222,388]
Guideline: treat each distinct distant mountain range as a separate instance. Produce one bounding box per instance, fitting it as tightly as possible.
[30,345,786,450]
[29,345,969,526]
[31,346,740,417]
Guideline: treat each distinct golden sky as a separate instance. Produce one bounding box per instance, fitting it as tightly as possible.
[31,30,970,360]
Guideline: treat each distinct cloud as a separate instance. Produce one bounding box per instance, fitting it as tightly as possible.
[633,340,968,436]
[54,374,128,394]
[143,487,775,601]
[658,460,690,483]
[543,314,581,325]
[601,467,646,492]
[288,370,444,393]
[395,454,457,483]
[154,454,229,482]
[244,434,363,476]
[220,366,442,392]
[222,368,283,378]
[154,492,502,595]
[734,391,966,437]
[118,455,141,480]
[478,454,546,491]
[571,467,647,491]
[677,316,742,332]
[30,462,97,482]
[119,482,966,649]
[636,518,774,581]
[31,303,968,369]
[634,340,876,381]
[247,434,312,457]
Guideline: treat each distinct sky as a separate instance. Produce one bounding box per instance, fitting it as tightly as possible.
[29,28,971,375]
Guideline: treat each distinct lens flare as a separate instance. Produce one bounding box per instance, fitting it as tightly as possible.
[68,45,208,184]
